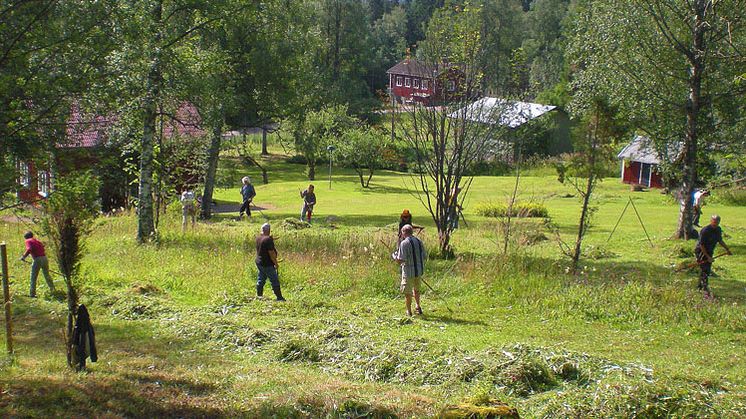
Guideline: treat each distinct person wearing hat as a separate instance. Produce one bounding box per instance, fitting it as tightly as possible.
[255,223,285,301]
[692,189,710,227]
[695,214,732,298]
[398,209,423,241]
[239,176,256,220]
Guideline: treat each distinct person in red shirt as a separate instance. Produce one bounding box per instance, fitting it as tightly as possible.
[20,231,56,298]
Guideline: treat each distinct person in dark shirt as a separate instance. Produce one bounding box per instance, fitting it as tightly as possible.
[255,223,285,301]
[239,176,256,220]
[300,184,316,224]
[695,215,732,298]
[398,209,423,241]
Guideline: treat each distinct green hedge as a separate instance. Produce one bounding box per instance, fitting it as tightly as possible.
[475,201,549,218]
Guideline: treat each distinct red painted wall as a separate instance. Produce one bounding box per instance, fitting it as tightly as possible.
[621,160,664,188]
[390,73,434,104]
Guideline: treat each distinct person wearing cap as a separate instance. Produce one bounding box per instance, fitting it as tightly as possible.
[695,215,732,298]
[692,189,710,227]
[394,224,427,316]
[300,184,316,223]
[398,209,423,241]
[239,176,256,220]
[255,223,285,301]
[20,231,56,298]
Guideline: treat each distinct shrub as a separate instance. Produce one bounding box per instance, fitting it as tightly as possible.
[475,202,549,218]
[716,187,746,206]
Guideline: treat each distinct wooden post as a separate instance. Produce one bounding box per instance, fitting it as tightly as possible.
[0,243,13,356]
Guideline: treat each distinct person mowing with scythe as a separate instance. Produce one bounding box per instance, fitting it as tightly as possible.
[20,231,56,298]
[695,214,732,299]
[393,224,427,316]
[238,176,256,220]
[255,223,285,301]
[398,209,424,242]
[300,184,316,224]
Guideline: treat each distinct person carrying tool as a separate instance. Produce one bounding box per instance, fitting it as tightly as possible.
[394,224,427,316]
[20,231,56,298]
[300,184,316,224]
[180,188,197,231]
[398,209,424,240]
[692,189,710,227]
[255,223,285,301]
[239,176,256,220]
[695,214,732,298]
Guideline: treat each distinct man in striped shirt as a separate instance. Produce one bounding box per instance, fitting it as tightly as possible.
[395,224,427,316]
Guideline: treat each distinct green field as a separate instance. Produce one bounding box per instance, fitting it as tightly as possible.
[1,153,745,417]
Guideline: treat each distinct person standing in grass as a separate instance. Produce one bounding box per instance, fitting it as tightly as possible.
[692,189,710,227]
[394,224,426,316]
[180,188,197,232]
[398,209,424,241]
[300,184,316,224]
[20,231,56,298]
[239,176,256,220]
[255,223,285,301]
[695,214,732,298]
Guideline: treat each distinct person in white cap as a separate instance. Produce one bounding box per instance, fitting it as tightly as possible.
[255,223,285,300]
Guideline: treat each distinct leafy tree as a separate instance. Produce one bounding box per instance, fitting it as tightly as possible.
[338,126,392,188]
[290,105,357,180]
[568,0,746,239]
[556,100,625,272]
[40,173,100,370]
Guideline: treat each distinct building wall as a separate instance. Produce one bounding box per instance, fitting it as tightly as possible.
[621,160,664,188]
[390,73,434,104]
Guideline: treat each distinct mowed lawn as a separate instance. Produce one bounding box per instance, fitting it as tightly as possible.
[1,154,745,417]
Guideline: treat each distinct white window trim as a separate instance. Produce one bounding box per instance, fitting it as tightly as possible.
[405,77,411,87]
[19,162,30,188]
[413,78,420,89]
[448,80,456,91]
[38,170,50,197]
[422,79,429,90]
[396,76,403,87]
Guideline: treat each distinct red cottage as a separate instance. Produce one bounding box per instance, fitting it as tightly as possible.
[386,59,462,106]
[16,102,205,208]
[617,135,665,188]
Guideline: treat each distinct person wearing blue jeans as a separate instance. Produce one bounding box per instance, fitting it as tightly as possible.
[255,223,285,301]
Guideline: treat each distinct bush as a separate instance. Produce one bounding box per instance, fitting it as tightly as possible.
[475,202,549,218]
[716,187,746,206]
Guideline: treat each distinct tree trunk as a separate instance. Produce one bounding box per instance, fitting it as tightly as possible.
[136,0,162,243]
[675,1,707,240]
[364,169,373,188]
[572,174,594,272]
[261,127,269,156]
[308,162,316,180]
[201,118,222,219]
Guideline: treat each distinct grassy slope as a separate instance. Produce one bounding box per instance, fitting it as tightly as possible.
[0,151,745,417]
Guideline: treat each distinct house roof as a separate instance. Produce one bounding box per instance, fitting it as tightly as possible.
[450,97,557,128]
[59,104,113,149]
[386,59,438,78]
[57,101,204,149]
[617,135,661,164]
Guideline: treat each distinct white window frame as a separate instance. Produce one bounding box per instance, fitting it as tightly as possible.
[405,77,411,87]
[448,80,456,91]
[413,78,420,89]
[396,76,403,87]
[422,79,429,90]
[38,170,50,197]
[19,162,30,188]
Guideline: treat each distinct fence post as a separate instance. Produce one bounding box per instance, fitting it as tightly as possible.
[0,242,13,356]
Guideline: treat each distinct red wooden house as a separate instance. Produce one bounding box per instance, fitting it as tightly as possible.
[16,102,205,208]
[386,59,462,106]
[617,135,665,188]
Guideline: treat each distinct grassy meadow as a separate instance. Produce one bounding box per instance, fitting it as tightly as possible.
[1,148,745,417]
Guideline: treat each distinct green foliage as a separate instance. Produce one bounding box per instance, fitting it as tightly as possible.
[337,126,393,187]
[715,188,746,207]
[475,202,549,218]
[40,173,101,282]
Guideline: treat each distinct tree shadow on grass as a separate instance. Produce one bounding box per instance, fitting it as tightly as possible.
[421,313,489,327]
